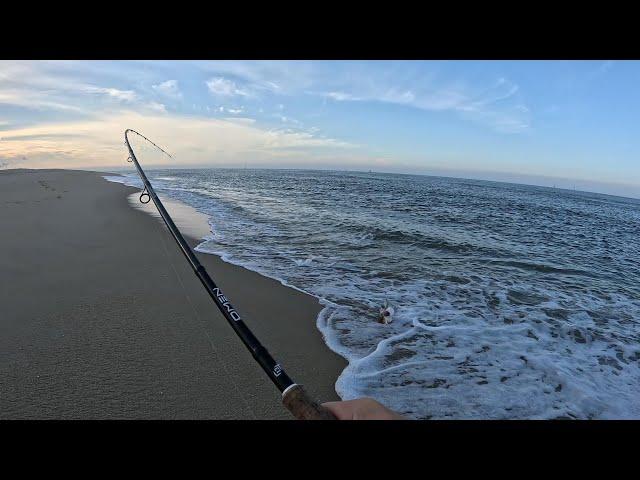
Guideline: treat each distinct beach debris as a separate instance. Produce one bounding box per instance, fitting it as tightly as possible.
[378,299,395,324]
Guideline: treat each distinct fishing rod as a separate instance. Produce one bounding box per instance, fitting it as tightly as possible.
[123,129,336,420]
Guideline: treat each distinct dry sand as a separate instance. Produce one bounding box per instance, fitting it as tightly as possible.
[0,169,346,419]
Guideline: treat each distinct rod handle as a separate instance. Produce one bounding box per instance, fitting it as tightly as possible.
[282,384,337,420]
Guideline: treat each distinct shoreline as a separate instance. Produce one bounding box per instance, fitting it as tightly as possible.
[113,172,350,370]
[0,168,345,419]
[105,172,355,400]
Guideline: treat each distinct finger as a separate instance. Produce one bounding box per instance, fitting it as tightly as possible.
[321,401,355,420]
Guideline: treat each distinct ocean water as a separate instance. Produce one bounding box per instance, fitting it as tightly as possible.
[105,169,640,419]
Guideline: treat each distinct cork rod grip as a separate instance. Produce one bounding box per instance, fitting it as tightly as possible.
[282,384,337,420]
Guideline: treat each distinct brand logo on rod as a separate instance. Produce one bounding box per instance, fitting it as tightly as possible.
[213,288,241,321]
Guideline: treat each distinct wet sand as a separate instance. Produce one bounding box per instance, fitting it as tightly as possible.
[0,169,346,419]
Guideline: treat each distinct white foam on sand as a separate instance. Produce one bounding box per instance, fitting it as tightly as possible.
[104,174,212,242]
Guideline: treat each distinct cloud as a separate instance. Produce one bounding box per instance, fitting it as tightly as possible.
[0,62,195,125]
[583,60,616,83]
[222,117,256,125]
[0,61,141,114]
[217,106,245,114]
[201,62,530,133]
[0,88,85,112]
[201,61,529,133]
[273,113,301,125]
[321,76,529,133]
[0,110,355,169]
[199,61,313,95]
[0,60,539,176]
[324,91,360,101]
[598,60,615,74]
[2,60,531,138]
[84,86,137,102]
[152,79,182,99]
[146,102,167,113]
[206,77,252,98]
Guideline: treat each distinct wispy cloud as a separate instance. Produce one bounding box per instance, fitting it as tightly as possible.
[146,101,167,113]
[273,113,301,125]
[84,86,137,102]
[584,60,616,83]
[206,77,253,98]
[217,106,246,115]
[598,60,615,74]
[321,75,529,133]
[0,88,85,112]
[0,110,355,169]
[198,61,531,133]
[3,60,530,134]
[199,61,312,95]
[324,91,360,101]
[152,79,182,99]
[0,61,144,115]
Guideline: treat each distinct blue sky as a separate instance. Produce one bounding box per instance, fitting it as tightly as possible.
[1,60,638,197]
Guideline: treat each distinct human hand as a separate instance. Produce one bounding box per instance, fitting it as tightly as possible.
[322,398,405,420]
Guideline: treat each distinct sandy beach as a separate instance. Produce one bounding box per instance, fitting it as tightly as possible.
[0,169,346,419]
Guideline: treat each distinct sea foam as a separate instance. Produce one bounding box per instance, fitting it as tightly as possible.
[105,170,640,419]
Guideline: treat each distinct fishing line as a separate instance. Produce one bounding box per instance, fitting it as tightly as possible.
[150,211,258,419]
[124,129,336,420]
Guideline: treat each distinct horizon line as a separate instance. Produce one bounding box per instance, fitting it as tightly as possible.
[35,164,640,202]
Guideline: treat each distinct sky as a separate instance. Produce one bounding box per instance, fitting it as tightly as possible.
[1,60,639,197]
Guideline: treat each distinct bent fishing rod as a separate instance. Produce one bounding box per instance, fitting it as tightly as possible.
[123,129,336,420]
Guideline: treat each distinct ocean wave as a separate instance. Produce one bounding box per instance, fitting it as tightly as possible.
[104,169,640,419]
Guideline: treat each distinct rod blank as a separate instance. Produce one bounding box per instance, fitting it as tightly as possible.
[124,129,336,420]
